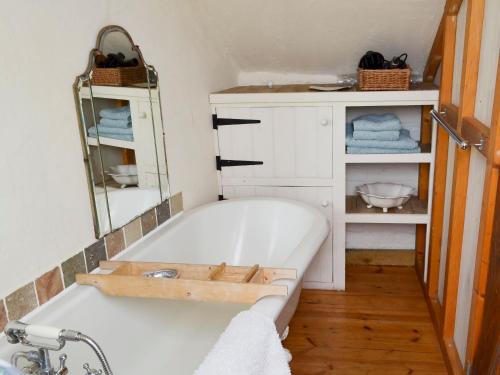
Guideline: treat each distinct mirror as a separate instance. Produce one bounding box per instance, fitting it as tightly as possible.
[74,25,170,238]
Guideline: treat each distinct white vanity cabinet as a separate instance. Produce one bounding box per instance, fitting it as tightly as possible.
[210,84,439,290]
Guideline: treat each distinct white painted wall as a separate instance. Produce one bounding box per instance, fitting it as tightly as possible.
[454,148,486,364]
[0,0,237,298]
[475,0,500,126]
[194,0,445,85]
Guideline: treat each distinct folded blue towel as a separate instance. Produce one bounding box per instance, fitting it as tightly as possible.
[347,126,418,149]
[88,126,134,141]
[100,117,131,129]
[352,113,402,131]
[353,130,400,141]
[347,146,421,154]
[99,106,131,120]
[94,124,133,135]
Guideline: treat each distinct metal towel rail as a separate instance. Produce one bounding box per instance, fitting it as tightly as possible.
[430,109,469,150]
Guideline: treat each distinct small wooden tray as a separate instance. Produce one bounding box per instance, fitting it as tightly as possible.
[76,261,297,304]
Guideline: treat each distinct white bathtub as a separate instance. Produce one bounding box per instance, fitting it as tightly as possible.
[0,198,329,374]
[96,187,161,232]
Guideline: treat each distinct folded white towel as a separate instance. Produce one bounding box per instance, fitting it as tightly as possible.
[194,311,291,375]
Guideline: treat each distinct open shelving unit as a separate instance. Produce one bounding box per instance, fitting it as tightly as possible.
[343,101,437,280]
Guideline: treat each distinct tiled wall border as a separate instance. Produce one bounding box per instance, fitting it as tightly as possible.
[0,192,183,331]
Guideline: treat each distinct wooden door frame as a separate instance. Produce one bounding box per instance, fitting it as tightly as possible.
[426,3,462,303]
[422,0,498,373]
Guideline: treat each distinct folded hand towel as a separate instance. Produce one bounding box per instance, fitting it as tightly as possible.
[95,124,133,135]
[88,127,134,142]
[353,129,400,141]
[352,113,402,131]
[100,117,131,128]
[99,106,131,120]
[347,146,421,154]
[347,126,418,150]
[195,310,291,375]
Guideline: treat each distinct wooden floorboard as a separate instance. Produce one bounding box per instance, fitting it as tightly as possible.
[283,265,448,375]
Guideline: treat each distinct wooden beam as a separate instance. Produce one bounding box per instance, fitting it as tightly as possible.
[416,105,433,274]
[442,0,485,340]
[423,17,445,82]
[466,57,500,365]
[422,0,464,82]
[427,14,458,299]
[462,116,490,158]
[445,0,464,15]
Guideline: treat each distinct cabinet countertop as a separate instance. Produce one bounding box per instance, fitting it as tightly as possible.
[210,83,439,104]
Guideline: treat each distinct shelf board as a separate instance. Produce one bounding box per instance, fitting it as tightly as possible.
[345,195,429,224]
[210,83,439,104]
[346,249,415,266]
[88,136,135,150]
[79,85,159,101]
[345,145,432,164]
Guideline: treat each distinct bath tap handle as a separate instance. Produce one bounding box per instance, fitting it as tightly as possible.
[56,354,68,375]
[321,119,329,126]
[321,201,329,207]
[83,363,103,375]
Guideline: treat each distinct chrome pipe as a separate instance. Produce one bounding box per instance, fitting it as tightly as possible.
[430,109,469,150]
[60,330,113,375]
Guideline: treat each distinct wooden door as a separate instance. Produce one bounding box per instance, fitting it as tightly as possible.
[216,106,333,180]
[471,186,500,374]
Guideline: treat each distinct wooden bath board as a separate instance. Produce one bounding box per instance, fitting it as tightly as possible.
[76,261,297,304]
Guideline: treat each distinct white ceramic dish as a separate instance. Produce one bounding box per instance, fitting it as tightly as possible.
[107,165,138,187]
[357,182,416,212]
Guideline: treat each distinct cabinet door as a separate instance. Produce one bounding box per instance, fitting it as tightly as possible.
[217,107,333,179]
[222,186,333,286]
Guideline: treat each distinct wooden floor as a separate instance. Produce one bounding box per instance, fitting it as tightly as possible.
[283,266,448,375]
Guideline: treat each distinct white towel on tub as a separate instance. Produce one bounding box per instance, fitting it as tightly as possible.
[194,310,291,375]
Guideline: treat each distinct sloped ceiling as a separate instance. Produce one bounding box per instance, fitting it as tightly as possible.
[193,0,445,84]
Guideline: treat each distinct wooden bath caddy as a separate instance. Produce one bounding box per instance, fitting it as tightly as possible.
[76,261,297,304]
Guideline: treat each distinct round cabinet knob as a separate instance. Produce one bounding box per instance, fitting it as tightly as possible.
[321,201,329,207]
[138,112,147,119]
[321,119,329,126]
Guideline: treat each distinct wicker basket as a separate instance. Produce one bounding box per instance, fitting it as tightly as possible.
[91,66,147,87]
[357,67,411,91]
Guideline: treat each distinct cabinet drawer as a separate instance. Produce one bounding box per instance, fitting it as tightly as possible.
[216,107,333,179]
[222,185,333,285]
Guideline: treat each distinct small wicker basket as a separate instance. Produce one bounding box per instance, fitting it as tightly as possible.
[91,66,147,87]
[357,67,411,91]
